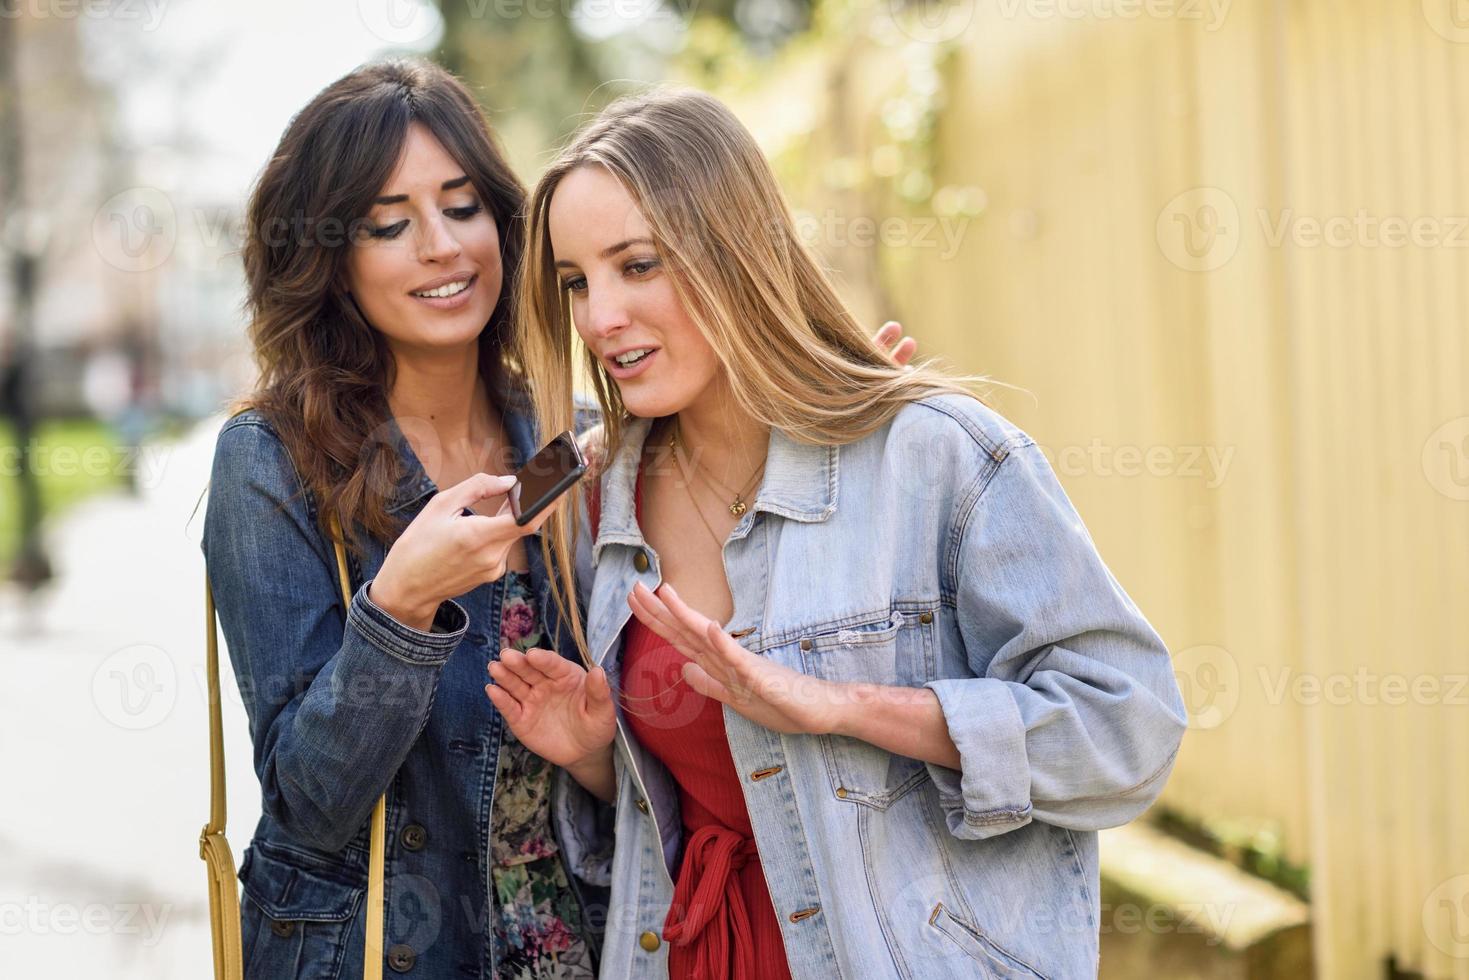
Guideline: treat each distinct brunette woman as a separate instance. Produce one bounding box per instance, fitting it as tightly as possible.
[202,60,601,980]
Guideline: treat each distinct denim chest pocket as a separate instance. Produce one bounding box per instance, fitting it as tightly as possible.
[239,842,364,980]
[794,604,940,808]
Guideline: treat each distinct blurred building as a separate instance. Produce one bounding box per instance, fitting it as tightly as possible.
[2,6,248,422]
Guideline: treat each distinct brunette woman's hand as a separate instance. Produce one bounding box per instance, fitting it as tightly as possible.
[627,581,846,737]
[874,320,918,367]
[485,648,618,800]
[370,473,559,631]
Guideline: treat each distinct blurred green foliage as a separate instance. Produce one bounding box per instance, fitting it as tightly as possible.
[0,419,125,568]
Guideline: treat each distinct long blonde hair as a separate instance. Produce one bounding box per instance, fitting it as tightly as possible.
[513,86,990,660]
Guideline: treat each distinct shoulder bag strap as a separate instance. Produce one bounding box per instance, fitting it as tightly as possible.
[200,574,243,980]
[328,516,388,980]
[200,516,387,980]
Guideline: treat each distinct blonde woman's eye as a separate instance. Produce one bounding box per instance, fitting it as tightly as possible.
[626,258,659,276]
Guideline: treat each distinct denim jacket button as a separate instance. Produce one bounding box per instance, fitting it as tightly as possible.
[919,611,934,624]
[269,919,294,938]
[633,551,650,573]
[388,944,416,972]
[400,824,427,851]
[638,930,661,952]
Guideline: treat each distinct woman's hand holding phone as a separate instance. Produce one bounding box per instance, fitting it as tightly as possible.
[370,472,560,631]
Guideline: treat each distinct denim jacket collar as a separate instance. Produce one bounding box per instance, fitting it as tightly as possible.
[593,415,839,562]
[383,387,541,516]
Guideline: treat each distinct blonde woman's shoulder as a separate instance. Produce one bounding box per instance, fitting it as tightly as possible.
[891,391,1037,460]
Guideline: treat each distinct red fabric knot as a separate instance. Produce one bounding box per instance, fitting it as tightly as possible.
[663,825,762,980]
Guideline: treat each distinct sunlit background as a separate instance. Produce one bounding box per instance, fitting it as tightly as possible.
[2,1,1466,977]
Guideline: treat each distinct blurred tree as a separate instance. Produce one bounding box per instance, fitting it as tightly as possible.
[431,0,815,175]
[0,12,54,590]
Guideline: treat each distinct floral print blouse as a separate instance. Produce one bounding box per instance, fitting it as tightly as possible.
[490,570,595,979]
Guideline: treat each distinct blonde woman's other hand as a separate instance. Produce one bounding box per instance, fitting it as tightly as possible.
[874,320,918,367]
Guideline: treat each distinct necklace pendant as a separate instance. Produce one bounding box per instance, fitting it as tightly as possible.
[730,499,747,517]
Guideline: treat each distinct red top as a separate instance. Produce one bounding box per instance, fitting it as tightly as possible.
[619,468,793,980]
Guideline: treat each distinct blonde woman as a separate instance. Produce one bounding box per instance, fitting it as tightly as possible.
[486,89,1187,980]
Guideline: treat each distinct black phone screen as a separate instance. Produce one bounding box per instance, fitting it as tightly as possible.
[510,431,588,526]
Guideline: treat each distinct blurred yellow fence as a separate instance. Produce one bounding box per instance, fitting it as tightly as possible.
[717,1,1469,975]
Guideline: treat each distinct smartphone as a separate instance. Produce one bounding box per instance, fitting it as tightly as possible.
[509,431,588,527]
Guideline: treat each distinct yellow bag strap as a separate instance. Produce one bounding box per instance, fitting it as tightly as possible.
[329,518,387,980]
[203,577,229,839]
[202,515,386,980]
[201,574,243,980]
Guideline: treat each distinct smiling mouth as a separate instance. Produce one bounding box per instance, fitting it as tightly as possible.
[612,348,656,368]
[411,275,475,299]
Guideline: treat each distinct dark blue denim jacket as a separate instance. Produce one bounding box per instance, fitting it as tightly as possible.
[201,395,606,980]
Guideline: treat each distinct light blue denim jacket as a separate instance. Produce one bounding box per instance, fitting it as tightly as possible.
[554,393,1187,980]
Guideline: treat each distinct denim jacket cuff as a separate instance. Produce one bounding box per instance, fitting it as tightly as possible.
[350,579,467,665]
[924,677,1034,839]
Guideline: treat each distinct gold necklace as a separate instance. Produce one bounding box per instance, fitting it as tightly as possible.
[671,418,765,516]
[664,427,730,548]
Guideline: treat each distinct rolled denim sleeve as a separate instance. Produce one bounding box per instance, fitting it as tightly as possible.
[926,439,1187,840]
[203,418,466,853]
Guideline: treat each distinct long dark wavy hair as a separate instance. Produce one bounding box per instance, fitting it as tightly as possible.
[237,59,526,549]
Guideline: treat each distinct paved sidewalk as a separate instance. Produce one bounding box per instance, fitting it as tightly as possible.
[0,415,260,977]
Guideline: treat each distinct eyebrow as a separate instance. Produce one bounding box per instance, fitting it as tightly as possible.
[554,237,656,269]
[373,175,472,206]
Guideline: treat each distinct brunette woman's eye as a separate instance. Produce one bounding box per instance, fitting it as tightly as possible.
[446,203,484,220]
[368,220,409,240]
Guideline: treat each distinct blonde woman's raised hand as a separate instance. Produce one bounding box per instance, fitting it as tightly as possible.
[874,320,918,367]
[369,473,561,631]
[627,581,847,737]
